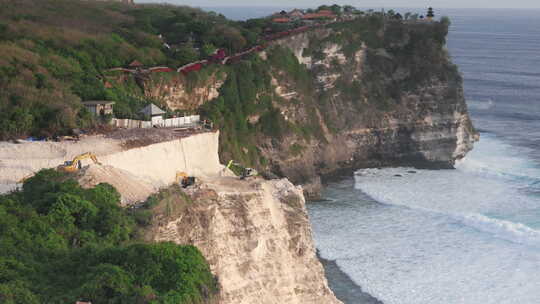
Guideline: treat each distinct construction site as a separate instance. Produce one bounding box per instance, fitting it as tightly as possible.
[0,127,258,205]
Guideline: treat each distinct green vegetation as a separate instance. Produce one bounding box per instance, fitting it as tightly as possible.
[289,143,305,157]
[200,45,320,169]
[200,54,273,166]
[314,12,455,114]
[0,169,217,303]
[0,0,262,140]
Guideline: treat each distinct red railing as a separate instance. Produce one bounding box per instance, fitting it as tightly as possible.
[109,23,327,77]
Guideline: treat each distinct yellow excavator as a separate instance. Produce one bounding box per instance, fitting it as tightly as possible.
[176,171,195,188]
[58,152,101,173]
[17,152,100,183]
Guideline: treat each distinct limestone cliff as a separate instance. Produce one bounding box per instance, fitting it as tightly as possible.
[146,21,477,199]
[0,129,341,304]
[147,177,341,304]
[145,69,226,111]
[259,22,478,197]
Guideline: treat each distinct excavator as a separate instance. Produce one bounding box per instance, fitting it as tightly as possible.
[176,171,195,188]
[57,152,101,173]
[17,152,100,184]
[225,160,258,180]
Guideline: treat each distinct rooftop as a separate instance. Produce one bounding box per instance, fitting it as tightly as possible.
[140,103,166,116]
[82,101,116,105]
[272,18,291,23]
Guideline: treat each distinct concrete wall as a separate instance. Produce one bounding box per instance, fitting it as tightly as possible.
[111,115,200,129]
[99,131,224,187]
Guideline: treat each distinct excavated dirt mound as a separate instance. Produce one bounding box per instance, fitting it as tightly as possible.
[77,165,157,206]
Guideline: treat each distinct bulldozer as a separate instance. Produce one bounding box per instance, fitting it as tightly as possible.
[176,171,195,188]
[58,152,101,173]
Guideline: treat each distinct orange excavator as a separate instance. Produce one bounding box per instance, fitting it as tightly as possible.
[176,171,195,188]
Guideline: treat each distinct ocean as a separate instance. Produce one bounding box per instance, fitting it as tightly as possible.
[205,7,540,303]
[308,9,540,304]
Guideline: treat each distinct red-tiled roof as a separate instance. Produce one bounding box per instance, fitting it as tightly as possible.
[272,18,291,23]
[318,10,333,15]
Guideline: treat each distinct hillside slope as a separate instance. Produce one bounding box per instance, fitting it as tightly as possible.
[0,0,259,139]
[0,2,476,197]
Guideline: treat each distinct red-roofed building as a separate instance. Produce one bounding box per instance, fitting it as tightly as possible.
[272,17,291,23]
[318,10,334,15]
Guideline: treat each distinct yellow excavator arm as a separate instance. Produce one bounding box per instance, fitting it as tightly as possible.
[58,152,101,173]
[175,171,188,184]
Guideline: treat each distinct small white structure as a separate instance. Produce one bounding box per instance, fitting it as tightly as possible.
[111,115,201,129]
[140,104,166,126]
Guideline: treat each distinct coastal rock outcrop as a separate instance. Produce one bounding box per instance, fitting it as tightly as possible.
[258,24,477,197]
[149,177,342,304]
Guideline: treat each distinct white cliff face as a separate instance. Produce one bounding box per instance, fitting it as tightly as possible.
[99,132,224,186]
[152,177,342,304]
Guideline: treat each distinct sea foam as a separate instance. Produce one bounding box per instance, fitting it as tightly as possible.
[308,135,540,304]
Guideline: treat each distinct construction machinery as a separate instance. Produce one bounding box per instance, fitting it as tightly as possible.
[226,160,258,180]
[176,171,195,188]
[58,152,101,173]
[240,167,258,180]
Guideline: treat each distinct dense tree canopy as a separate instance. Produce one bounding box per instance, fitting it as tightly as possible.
[0,170,217,303]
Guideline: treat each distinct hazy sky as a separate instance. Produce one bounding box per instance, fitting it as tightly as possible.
[137,0,540,9]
